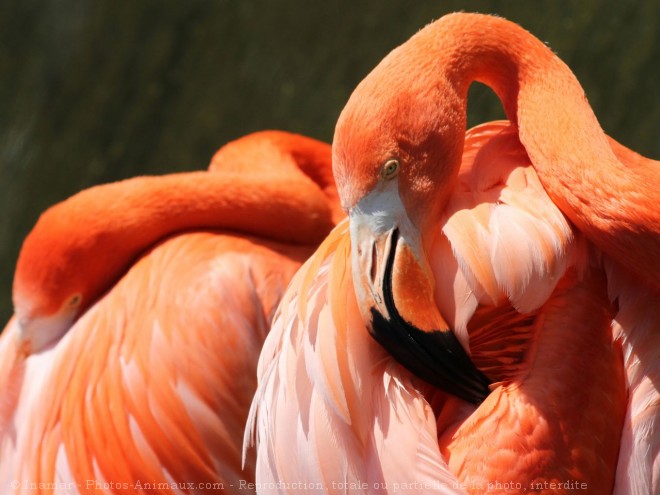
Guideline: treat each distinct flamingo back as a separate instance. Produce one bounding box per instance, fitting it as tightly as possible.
[1,232,308,494]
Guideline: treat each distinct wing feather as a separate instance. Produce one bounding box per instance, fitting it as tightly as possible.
[1,232,302,493]
[440,122,577,319]
[608,261,660,495]
[247,225,466,494]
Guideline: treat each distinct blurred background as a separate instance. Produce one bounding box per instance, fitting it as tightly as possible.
[1,0,658,323]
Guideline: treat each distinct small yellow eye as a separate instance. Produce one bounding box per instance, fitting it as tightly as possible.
[381,159,400,180]
[68,294,82,308]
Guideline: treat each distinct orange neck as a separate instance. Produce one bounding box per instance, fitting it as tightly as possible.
[412,13,660,289]
[14,169,336,315]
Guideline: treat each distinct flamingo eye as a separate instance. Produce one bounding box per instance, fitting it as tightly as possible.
[381,159,400,180]
[67,294,82,308]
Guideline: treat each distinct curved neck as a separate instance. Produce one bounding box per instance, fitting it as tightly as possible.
[423,13,660,289]
[431,14,614,177]
[209,131,344,225]
[82,171,336,245]
[14,170,335,312]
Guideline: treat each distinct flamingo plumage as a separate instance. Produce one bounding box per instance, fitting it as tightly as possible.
[248,121,637,493]
[248,12,659,494]
[0,130,341,494]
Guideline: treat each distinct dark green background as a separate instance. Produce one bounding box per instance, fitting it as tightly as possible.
[1,1,658,323]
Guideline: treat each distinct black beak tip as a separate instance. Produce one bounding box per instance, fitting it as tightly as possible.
[367,226,490,405]
[369,307,491,405]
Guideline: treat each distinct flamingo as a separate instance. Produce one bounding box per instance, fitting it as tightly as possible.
[248,13,659,494]
[0,130,341,494]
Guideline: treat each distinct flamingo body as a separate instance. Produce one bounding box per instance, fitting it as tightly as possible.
[248,122,635,493]
[0,131,339,493]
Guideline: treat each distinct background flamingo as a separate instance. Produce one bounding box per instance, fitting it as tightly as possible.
[249,13,659,494]
[0,130,340,494]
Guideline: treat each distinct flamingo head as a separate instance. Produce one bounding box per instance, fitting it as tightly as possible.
[332,38,490,404]
[12,208,94,354]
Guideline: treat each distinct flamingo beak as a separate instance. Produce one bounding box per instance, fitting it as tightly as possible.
[15,310,76,354]
[349,187,490,404]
